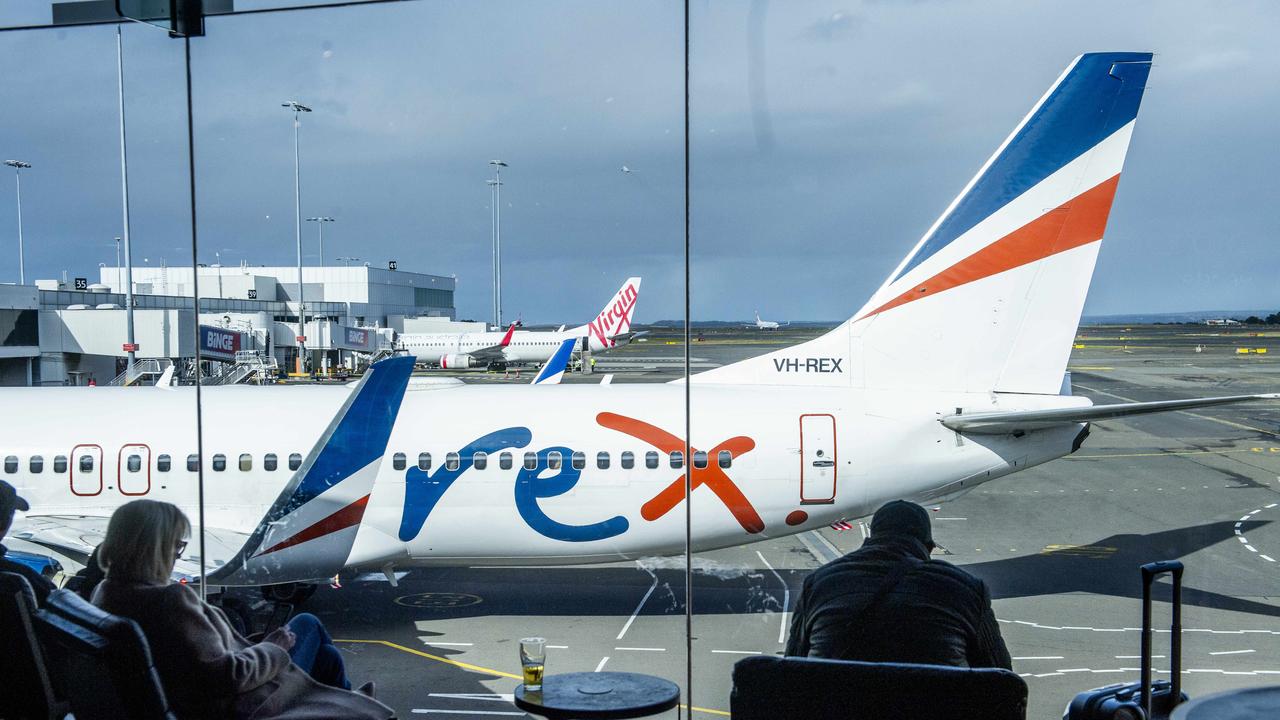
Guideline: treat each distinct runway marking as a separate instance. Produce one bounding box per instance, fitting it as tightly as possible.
[594,656,610,672]
[1072,449,1260,459]
[411,710,525,716]
[798,530,842,564]
[1232,503,1276,564]
[1016,667,1280,679]
[547,645,569,649]
[679,704,732,717]
[615,572,659,640]
[1012,656,1065,660]
[712,650,763,655]
[1117,655,1164,659]
[429,694,514,702]
[997,620,1280,636]
[1210,649,1256,655]
[425,642,475,646]
[334,639,522,680]
[614,646,665,652]
[755,550,790,644]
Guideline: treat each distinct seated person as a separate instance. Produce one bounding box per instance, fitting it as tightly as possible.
[92,499,393,720]
[785,499,1011,669]
[0,480,55,604]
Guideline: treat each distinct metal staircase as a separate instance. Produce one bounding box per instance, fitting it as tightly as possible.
[107,358,174,387]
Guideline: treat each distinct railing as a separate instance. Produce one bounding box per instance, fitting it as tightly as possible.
[106,358,174,387]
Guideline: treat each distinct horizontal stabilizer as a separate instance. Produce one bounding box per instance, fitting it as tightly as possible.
[943,393,1280,435]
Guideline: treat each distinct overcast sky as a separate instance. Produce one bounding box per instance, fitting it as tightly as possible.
[0,0,1277,323]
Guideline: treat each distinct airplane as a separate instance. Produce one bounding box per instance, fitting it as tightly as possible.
[397,278,642,369]
[7,53,1278,596]
[749,311,787,330]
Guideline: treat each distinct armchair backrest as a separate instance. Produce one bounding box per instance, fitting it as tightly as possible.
[0,571,61,720]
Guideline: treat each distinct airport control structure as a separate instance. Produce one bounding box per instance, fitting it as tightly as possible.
[0,263,477,386]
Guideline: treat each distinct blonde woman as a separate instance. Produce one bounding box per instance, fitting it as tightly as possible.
[92,500,393,720]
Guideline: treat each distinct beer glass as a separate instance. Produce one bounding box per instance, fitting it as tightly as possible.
[520,637,546,691]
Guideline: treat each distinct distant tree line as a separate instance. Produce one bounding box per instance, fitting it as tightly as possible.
[1241,313,1280,324]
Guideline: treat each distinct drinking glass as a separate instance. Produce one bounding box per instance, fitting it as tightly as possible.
[520,637,546,691]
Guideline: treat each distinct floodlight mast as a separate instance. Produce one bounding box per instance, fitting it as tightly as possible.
[4,160,31,286]
[283,100,311,374]
[488,159,507,328]
[306,216,334,267]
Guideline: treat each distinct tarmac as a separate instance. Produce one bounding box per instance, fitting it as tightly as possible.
[303,324,1280,719]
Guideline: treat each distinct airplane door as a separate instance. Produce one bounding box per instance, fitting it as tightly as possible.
[118,444,151,496]
[70,444,103,496]
[800,414,837,504]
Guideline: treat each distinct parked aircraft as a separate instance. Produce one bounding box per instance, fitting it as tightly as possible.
[8,53,1276,592]
[398,278,642,368]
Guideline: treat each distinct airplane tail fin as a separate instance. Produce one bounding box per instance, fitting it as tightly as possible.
[531,338,578,385]
[694,53,1152,393]
[210,356,414,584]
[581,277,642,351]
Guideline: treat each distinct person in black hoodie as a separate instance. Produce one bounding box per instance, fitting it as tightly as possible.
[0,480,55,605]
[785,499,1011,669]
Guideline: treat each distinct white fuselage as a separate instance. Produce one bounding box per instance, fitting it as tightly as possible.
[3,384,1083,572]
[399,328,587,365]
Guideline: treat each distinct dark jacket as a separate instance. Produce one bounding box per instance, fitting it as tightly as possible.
[785,535,1011,669]
[0,543,55,605]
[93,579,394,720]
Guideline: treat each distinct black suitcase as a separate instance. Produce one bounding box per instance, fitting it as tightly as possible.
[1064,560,1190,720]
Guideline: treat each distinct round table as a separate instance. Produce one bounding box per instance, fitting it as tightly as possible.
[513,672,680,719]
[1170,686,1280,720]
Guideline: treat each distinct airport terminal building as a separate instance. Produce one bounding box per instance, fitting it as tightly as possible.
[2,263,463,386]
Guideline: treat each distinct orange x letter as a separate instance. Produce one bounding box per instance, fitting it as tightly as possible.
[596,412,764,534]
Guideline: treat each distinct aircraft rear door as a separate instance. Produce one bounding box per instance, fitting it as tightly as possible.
[70,444,103,496]
[118,443,151,496]
[800,414,837,504]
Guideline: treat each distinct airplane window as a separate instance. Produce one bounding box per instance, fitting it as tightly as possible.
[157,454,171,472]
[547,451,563,470]
[239,454,252,472]
[474,452,488,470]
[418,452,431,471]
[524,452,537,470]
[212,454,227,472]
[29,456,43,474]
[670,451,684,469]
[445,452,460,471]
[393,453,406,471]
[645,451,659,469]
[289,453,302,471]
[621,451,635,469]
[3,456,16,474]
[718,450,733,468]
[693,451,708,469]
[79,455,94,473]
[597,451,610,470]
[499,452,513,470]
[571,451,586,470]
[264,453,277,471]
[127,455,142,473]
[53,455,67,474]
[187,454,199,472]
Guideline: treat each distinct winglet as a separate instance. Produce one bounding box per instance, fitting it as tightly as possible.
[210,356,415,585]
[499,323,517,347]
[531,338,578,385]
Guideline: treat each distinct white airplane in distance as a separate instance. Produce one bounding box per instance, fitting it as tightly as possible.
[398,278,642,369]
[750,311,787,330]
[8,53,1278,594]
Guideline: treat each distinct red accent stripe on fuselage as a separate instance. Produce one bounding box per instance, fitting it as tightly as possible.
[255,494,371,557]
[858,174,1120,321]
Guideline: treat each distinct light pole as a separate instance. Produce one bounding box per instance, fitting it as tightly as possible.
[5,160,31,285]
[488,159,507,328]
[306,216,334,267]
[336,255,360,267]
[282,100,311,374]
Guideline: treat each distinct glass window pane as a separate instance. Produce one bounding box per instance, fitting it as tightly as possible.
[474,451,487,470]
[79,455,94,473]
[645,451,659,469]
[53,456,67,474]
[289,453,302,471]
[445,452,460,471]
[3,456,16,474]
[693,450,708,469]
[264,453,277,471]
[212,454,226,472]
[523,452,538,470]
[157,454,171,472]
[29,456,43,474]
[187,454,199,472]
[127,455,142,473]
[418,452,432,471]
[499,452,513,470]
[718,450,732,468]
[393,452,406,471]
[571,451,586,470]
[239,453,253,472]
[547,451,562,470]
[620,451,635,469]
[669,451,683,469]
[597,451,610,470]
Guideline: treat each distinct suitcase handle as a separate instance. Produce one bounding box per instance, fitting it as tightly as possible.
[1140,560,1183,718]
